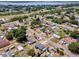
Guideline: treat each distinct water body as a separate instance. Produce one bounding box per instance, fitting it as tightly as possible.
[0,1,79,6]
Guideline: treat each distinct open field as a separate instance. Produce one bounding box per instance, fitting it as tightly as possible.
[0,9,49,20]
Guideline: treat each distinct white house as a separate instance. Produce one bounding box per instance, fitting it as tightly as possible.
[17,45,24,51]
[53,34,60,38]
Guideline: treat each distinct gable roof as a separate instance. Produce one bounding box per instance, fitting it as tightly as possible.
[64,37,77,43]
[35,44,45,50]
[0,40,10,48]
[2,50,14,57]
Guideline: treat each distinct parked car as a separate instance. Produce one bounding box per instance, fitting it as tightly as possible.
[60,48,64,51]
[10,45,15,49]
[5,48,9,52]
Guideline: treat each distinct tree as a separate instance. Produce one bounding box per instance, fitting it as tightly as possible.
[31,18,42,29]
[46,16,53,19]
[70,32,79,39]
[59,51,64,56]
[16,31,27,42]
[52,18,64,24]
[69,15,75,20]
[56,48,60,53]
[27,48,35,57]
[10,29,18,37]
[28,7,31,13]
[10,16,28,22]
[6,26,27,43]
[15,26,27,43]
[6,32,13,41]
[56,48,64,56]
[68,42,79,54]
[70,20,79,25]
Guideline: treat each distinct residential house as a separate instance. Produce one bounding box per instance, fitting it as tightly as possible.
[17,45,24,52]
[53,34,60,39]
[47,54,53,57]
[59,37,77,46]
[70,24,78,28]
[75,17,79,21]
[35,44,46,51]
[64,37,77,43]
[28,39,36,45]
[1,22,18,31]
[0,40,10,48]
[2,50,15,57]
[0,36,3,40]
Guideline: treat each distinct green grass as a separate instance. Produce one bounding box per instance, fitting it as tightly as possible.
[15,45,32,57]
[52,39,60,43]
[0,30,2,35]
[15,51,20,57]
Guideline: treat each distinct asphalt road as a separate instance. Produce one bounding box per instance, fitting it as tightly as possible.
[42,36,77,57]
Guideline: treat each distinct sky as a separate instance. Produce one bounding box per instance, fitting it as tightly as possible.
[0,1,79,5]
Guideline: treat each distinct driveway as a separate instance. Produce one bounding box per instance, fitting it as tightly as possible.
[42,36,77,57]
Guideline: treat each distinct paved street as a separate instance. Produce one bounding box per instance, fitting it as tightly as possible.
[42,36,77,57]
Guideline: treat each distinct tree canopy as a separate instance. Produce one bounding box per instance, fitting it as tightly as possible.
[10,16,28,22]
[70,32,79,39]
[27,48,35,57]
[31,18,42,29]
[6,26,27,43]
[68,42,79,54]
[6,31,13,41]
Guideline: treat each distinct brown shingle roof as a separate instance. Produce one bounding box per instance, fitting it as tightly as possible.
[64,37,77,43]
[0,40,10,48]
